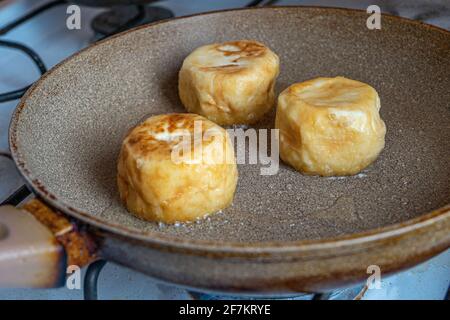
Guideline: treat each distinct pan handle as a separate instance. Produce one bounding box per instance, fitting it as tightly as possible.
[0,199,98,288]
[0,205,65,287]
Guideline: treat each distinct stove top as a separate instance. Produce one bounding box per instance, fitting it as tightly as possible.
[0,0,449,300]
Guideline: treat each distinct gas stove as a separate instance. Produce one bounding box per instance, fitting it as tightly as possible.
[0,0,449,300]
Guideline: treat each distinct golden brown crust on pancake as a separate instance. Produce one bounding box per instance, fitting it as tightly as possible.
[179,40,279,125]
[117,113,238,223]
[275,77,386,176]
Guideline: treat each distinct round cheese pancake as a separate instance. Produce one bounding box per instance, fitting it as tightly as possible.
[275,77,386,176]
[179,40,280,125]
[117,113,238,223]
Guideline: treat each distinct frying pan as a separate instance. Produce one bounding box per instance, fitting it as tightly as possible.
[0,6,449,294]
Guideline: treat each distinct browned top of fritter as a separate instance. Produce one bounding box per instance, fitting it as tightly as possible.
[215,40,266,59]
[193,40,271,73]
[123,113,225,159]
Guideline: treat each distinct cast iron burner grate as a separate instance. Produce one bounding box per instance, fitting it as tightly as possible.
[91,5,174,38]
[0,0,175,103]
[0,0,279,103]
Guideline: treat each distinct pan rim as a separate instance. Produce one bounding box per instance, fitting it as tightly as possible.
[9,5,450,254]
